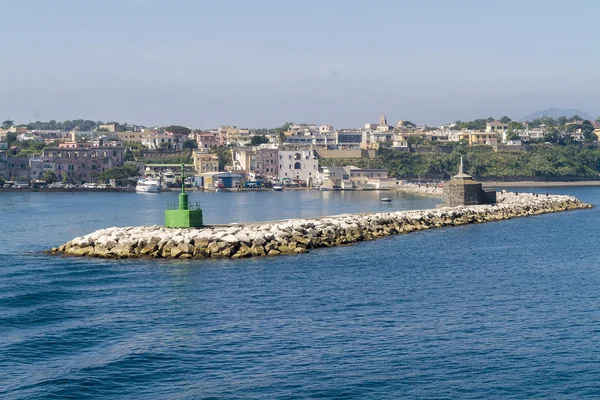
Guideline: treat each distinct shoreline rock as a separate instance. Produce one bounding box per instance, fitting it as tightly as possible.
[48,192,591,260]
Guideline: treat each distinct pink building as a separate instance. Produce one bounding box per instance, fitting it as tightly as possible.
[42,145,125,182]
[196,132,218,151]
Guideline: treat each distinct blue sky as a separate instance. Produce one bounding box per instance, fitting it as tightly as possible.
[1,0,598,128]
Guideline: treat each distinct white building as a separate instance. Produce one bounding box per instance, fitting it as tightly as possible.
[141,134,183,150]
[319,125,334,133]
[278,150,318,185]
[320,166,395,190]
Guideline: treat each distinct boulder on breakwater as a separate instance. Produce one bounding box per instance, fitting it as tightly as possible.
[48,192,590,260]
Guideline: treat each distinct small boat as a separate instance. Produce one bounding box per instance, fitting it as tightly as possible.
[380,197,392,202]
[136,178,162,193]
[273,185,283,191]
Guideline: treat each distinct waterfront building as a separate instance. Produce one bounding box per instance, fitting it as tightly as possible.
[42,145,125,182]
[278,149,318,185]
[231,146,279,180]
[320,166,395,190]
[29,158,46,181]
[198,171,245,190]
[0,151,6,179]
[192,152,219,174]
[5,156,30,182]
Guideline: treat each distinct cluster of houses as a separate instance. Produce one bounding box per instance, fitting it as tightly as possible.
[2,113,599,188]
[0,127,127,183]
[190,146,395,191]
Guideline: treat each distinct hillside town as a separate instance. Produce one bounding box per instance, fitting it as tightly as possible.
[1,113,599,190]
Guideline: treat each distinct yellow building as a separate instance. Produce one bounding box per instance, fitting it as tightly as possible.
[99,123,122,133]
[469,132,498,146]
[193,152,220,174]
[117,131,150,143]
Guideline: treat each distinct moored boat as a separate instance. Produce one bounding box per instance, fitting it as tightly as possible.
[136,178,162,193]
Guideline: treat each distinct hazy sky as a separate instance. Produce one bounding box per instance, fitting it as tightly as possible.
[1,0,598,128]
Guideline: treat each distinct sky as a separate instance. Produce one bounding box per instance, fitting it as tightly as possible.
[1,0,599,128]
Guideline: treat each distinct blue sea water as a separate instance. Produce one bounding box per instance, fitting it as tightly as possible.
[1,188,600,399]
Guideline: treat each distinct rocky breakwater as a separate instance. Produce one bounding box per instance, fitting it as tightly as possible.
[49,193,590,260]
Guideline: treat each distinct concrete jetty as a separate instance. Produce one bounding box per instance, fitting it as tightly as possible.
[49,192,590,260]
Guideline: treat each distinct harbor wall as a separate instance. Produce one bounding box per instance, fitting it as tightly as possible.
[49,192,591,260]
[395,183,444,197]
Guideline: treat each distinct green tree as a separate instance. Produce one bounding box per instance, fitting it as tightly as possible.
[43,171,58,184]
[6,132,17,146]
[213,146,232,171]
[582,120,595,142]
[89,171,100,182]
[164,125,191,135]
[2,119,14,129]
[557,116,568,126]
[250,135,269,146]
[182,139,198,149]
[499,116,512,123]
[507,121,524,131]
[406,135,425,147]
[98,164,140,181]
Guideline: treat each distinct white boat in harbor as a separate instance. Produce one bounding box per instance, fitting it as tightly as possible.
[162,170,176,186]
[136,178,162,193]
[273,185,283,191]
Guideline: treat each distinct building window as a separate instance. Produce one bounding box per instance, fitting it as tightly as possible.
[294,162,301,170]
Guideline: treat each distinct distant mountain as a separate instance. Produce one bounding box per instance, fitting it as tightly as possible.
[520,108,595,122]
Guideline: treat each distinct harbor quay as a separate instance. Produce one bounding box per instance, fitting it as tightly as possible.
[49,192,590,260]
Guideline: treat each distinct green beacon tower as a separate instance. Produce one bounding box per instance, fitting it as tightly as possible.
[165,163,203,228]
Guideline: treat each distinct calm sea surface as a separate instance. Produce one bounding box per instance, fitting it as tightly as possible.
[2,188,600,399]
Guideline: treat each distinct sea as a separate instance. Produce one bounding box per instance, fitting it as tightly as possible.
[1,187,600,399]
